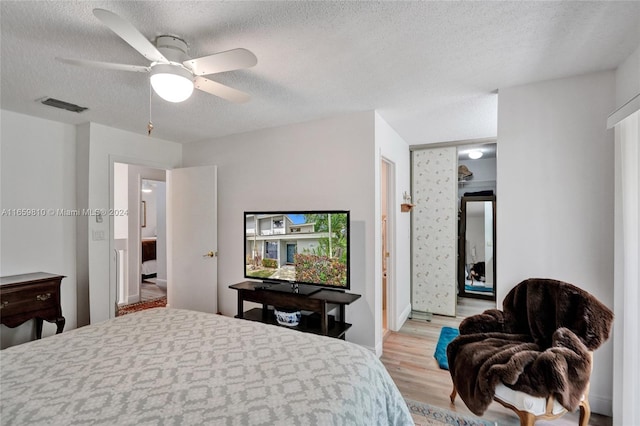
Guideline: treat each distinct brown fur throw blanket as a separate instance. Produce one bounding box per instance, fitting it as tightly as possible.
[447,278,613,416]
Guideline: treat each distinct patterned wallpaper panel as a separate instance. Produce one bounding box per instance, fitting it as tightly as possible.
[411,147,457,316]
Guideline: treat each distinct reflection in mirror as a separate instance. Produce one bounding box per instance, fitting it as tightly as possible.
[458,195,496,301]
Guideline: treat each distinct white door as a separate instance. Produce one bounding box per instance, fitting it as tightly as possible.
[167,165,218,313]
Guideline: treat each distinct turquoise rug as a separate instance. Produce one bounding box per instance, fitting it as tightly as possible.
[406,399,496,426]
[464,285,493,293]
[434,326,459,370]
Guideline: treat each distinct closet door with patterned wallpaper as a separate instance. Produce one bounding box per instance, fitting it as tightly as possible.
[411,147,458,316]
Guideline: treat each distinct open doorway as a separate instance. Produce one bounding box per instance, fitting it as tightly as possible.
[112,163,167,314]
[380,158,393,337]
[107,163,218,319]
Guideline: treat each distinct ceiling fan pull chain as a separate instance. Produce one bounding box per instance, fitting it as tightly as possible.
[147,81,154,136]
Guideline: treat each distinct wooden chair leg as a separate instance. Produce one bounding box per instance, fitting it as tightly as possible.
[450,386,457,404]
[579,399,591,426]
[515,409,536,426]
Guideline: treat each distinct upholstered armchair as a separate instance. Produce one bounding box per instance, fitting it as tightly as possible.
[447,278,613,426]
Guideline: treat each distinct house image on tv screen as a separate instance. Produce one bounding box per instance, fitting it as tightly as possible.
[245,213,348,287]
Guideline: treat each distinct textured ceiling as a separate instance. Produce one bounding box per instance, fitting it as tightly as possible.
[1,1,639,145]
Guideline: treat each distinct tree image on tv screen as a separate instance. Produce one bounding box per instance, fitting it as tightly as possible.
[302,213,348,261]
[293,213,348,286]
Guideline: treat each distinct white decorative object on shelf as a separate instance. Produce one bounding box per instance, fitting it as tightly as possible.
[274,308,301,326]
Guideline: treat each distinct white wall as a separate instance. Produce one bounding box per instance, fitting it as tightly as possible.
[612,41,640,425]
[113,162,129,304]
[113,163,128,240]
[141,180,158,238]
[484,201,494,286]
[76,123,90,327]
[615,44,640,108]
[85,123,181,324]
[497,70,616,415]
[182,112,384,351]
[466,215,485,264]
[374,113,412,344]
[155,181,167,288]
[1,110,78,348]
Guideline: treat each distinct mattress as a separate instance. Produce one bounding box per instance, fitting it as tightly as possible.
[141,259,157,276]
[0,308,412,425]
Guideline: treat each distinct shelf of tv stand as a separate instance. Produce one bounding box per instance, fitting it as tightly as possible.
[229,281,361,340]
[237,308,351,339]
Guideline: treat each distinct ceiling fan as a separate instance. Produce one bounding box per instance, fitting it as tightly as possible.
[57,8,257,103]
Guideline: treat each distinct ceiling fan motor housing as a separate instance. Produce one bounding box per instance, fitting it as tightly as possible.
[150,37,194,102]
[155,35,189,64]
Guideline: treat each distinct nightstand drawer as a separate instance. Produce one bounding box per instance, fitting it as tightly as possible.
[0,273,65,338]
[1,283,58,316]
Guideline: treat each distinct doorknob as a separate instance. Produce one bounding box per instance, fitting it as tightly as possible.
[203,251,217,258]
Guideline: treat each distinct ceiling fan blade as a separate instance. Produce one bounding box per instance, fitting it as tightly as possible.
[194,76,251,104]
[56,57,150,73]
[93,8,167,63]
[185,48,257,76]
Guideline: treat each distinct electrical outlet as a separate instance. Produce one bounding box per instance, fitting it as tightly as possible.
[92,230,106,241]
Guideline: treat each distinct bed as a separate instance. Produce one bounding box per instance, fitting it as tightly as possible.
[0,308,412,425]
[141,237,157,278]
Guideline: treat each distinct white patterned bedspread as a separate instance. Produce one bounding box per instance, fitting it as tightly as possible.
[1,308,413,425]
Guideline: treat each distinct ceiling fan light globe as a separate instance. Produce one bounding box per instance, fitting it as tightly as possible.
[150,64,194,103]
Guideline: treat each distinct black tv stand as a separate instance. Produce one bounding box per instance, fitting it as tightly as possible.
[229,281,361,339]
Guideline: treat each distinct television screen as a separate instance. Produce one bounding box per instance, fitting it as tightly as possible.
[244,210,350,290]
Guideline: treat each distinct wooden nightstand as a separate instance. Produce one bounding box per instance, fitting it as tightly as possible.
[0,272,66,339]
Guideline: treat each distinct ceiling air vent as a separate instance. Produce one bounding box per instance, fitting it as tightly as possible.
[40,97,88,113]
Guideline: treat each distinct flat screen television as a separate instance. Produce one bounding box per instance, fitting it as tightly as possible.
[244,210,350,294]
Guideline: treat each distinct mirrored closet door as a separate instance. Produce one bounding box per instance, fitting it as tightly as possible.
[457,195,496,301]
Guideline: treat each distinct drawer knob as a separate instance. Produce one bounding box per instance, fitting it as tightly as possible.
[0,301,7,309]
[36,293,52,301]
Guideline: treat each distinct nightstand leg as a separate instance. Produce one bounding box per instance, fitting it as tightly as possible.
[55,317,66,334]
[35,318,43,339]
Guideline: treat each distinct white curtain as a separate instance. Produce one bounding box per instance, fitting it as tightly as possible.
[613,109,640,424]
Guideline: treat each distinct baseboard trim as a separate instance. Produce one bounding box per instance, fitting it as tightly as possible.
[373,341,383,358]
[395,303,412,331]
[410,310,434,321]
[590,393,612,417]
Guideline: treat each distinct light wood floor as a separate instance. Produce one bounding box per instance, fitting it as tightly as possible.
[456,295,496,317]
[141,280,166,301]
[380,297,612,426]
